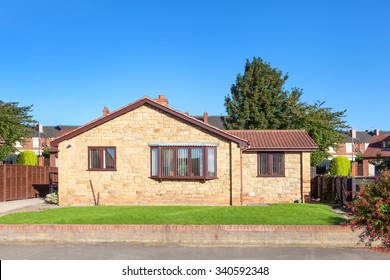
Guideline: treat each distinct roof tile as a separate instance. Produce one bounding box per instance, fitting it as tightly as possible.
[227,130,317,151]
[363,134,390,158]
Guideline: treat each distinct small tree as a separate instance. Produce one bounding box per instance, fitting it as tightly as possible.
[0,101,36,161]
[16,151,38,166]
[348,169,390,247]
[328,156,351,176]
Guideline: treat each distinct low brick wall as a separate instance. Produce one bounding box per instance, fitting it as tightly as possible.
[0,225,366,247]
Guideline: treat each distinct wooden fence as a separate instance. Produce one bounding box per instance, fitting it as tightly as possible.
[311,175,375,205]
[311,175,352,205]
[0,165,58,202]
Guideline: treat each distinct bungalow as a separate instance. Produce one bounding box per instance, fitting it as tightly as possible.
[50,95,317,206]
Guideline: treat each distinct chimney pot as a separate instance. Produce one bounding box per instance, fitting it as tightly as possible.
[103,106,110,117]
[351,129,356,139]
[37,124,43,133]
[375,128,380,135]
[154,94,169,106]
[203,112,209,124]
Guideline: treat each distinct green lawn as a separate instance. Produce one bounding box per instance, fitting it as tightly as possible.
[0,204,344,225]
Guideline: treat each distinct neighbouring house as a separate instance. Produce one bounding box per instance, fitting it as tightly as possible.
[321,128,390,175]
[6,124,79,166]
[362,134,390,176]
[50,95,317,206]
[327,129,374,161]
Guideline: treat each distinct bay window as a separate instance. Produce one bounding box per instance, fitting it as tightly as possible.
[150,145,217,179]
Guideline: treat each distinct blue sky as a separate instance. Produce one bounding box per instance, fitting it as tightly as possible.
[1,0,389,131]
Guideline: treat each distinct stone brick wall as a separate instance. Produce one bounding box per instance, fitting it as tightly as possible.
[58,104,241,206]
[241,152,306,203]
[0,224,367,247]
[301,152,311,202]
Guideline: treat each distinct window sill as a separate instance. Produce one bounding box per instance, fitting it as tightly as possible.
[257,175,285,178]
[149,176,218,182]
[87,169,117,172]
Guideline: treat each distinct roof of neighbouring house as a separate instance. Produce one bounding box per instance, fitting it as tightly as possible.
[50,97,249,148]
[193,115,226,130]
[363,134,390,159]
[341,130,390,144]
[30,125,80,138]
[227,130,317,151]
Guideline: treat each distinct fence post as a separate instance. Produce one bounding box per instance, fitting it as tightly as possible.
[25,165,29,199]
[2,165,6,202]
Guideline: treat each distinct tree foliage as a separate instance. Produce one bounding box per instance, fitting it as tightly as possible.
[0,101,36,162]
[223,57,348,165]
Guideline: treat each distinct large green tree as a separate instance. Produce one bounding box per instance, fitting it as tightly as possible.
[0,101,36,162]
[223,57,348,166]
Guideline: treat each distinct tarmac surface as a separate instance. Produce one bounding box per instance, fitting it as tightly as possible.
[0,243,389,260]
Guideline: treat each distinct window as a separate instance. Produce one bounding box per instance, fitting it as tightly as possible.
[150,146,217,179]
[32,137,39,148]
[346,143,352,153]
[257,152,285,177]
[384,141,390,149]
[88,147,116,171]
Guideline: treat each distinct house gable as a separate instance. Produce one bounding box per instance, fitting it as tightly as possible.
[51,97,248,148]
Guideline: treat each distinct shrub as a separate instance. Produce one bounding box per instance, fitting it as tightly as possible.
[348,169,390,247]
[355,153,363,164]
[16,151,38,166]
[329,156,351,176]
[45,192,58,204]
[41,147,50,159]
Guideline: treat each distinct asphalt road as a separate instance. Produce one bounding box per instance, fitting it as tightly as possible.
[0,244,389,260]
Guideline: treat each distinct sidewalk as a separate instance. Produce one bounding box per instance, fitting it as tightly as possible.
[0,198,47,216]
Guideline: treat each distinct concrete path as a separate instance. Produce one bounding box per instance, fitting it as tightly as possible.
[0,198,46,215]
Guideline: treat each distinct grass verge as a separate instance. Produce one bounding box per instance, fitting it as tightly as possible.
[0,203,345,225]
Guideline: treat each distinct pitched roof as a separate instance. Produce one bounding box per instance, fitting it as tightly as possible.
[227,130,317,151]
[341,130,390,144]
[50,97,249,148]
[30,125,80,138]
[363,134,390,159]
[193,115,226,130]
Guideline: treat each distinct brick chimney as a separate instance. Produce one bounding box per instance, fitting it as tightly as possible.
[103,106,110,117]
[154,94,169,106]
[37,124,43,133]
[203,112,208,124]
[351,129,356,139]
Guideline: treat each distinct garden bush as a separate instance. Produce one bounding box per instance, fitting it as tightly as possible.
[329,156,351,176]
[16,151,38,166]
[348,169,390,247]
[45,192,58,204]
